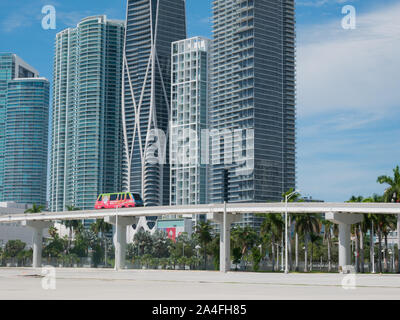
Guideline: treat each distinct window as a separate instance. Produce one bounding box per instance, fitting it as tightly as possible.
[110,194,118,201]
[132,193,142,201]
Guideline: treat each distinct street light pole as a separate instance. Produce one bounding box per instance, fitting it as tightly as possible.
[371,220,375,273]
[285,190,300,274]
[285,196,288,274]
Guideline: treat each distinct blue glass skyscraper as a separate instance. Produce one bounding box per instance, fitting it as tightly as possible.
[0,53,44,205]
[3,78,49,206]
[49,16,125,211]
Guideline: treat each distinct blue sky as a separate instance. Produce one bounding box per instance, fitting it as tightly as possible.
[0,0,399,202]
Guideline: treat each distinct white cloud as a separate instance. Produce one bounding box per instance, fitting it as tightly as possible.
[297,0,355,7]
[297,2,400,118]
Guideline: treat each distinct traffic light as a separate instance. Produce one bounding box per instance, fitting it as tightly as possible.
[223,169,229,203]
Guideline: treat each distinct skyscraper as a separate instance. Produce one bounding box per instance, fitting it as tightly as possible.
[211,0,296,228]
[170,37,210,208]
[0,53,39,201]
[123,0,186,207]
[3,78,49,206]
[49,16,125,211]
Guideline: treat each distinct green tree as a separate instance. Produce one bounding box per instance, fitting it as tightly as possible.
[24,204,44,213]
[209,234,220,270]
[231,226,259,271]
[4,240,26,258]
[295,214,320,272]
[250,246,262,272]
[231,247,242,271]
[70,230,91,257]
[322,220,337,272]
[91,219,112,266]
[133,230,154,256]
[259,214,283,271]
[152,231,171,258]
[62,205,82,254]
[347,195,364,271]
[309,232,321,271]
[363,194,384,273]
[377,166,400,273]
[194,221,213,270]
[43,228,67,260]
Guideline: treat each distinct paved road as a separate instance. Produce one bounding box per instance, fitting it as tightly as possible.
[0,268,399,300]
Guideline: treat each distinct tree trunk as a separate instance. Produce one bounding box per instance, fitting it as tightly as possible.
[281,233,284,271]
[384,234,388,273]
[271,236,276,272]
[398,214,400,273]
[304,234,308,272]
[310,241,313,272]
[355,227,359,273]
[288,215,292,271]
[276,243,279,271]
[370,221,375,273]
[204,246,207,270]
[295,232,299,271]
[327,233,332,272]
[378,226,383,273]
[104,237,107,267]
[359,224,364,273]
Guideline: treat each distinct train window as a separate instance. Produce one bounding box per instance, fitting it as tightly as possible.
[110,194,118,201]
[132,193,142,201]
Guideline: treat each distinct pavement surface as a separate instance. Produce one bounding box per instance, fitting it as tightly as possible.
[0,267,399,300]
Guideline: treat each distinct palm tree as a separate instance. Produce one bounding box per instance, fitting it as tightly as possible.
[194,221,213,270]
[260,214,283,271]
[231,226,259,270]
[322,220,336,272]
[363,194,383,273]
[377,166,400,273]
[24,204,44,213]
[48,226,58,239]
[295,214,320,272]
[91,219,112,266]
[373,214,396,273]
[62,205,82,253]
[309,233,321,272]
[381,215,396,272]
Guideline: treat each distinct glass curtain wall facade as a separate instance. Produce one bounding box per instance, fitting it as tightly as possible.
[123,0,186,207]
[170,37,210,209]
[3,78,49,206]
[211,0,296,229]
[50,16,125,211]
[0,54,38,201]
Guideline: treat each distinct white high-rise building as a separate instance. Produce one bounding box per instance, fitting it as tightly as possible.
[170,37,211,211]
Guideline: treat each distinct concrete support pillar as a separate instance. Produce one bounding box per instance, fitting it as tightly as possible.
[105,216,138,270]
[207,211,241,273]
[22,221,53,268]
[325,212,363,273]
[339,223,351,267]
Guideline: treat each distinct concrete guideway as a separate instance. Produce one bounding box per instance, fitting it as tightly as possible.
[1,202,400,272]
[1,268,400,300]
[1,202,400,223]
